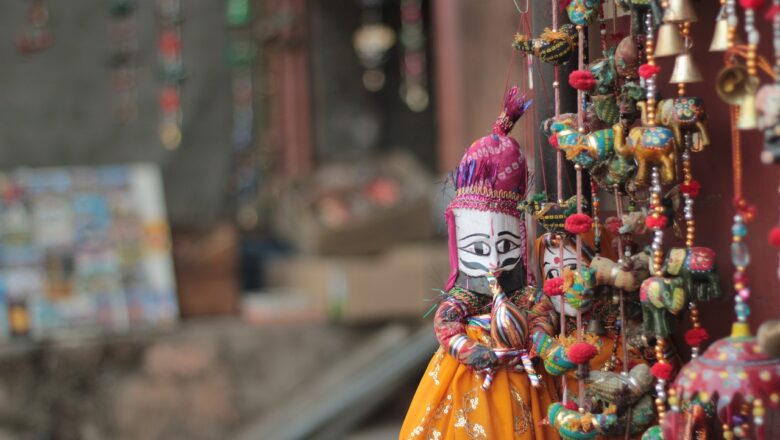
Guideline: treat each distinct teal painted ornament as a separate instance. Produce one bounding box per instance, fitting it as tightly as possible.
[566,0,599,26]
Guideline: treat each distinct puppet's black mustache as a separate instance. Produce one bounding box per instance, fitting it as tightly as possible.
[500,257,519,268]
[459,259,489,271]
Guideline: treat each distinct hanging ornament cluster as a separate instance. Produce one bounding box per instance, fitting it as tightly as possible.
[157,0,185,150]
[511,0,733,438]
[108,0,139,123]
[399,0,428,112]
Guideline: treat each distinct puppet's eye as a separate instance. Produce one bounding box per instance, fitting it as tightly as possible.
[459,241,491,256]
[496,239,519,254]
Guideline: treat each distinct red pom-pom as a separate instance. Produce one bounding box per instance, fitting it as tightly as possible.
[568,70,597,91]
[564,213,594,234]
[650,362,674,381]
[548,134,559,149]
[567,342,598,365]
[605,216,622,234]
[680,180,701,198]
[645,214,668,229]
[685,328,710,347]
[638,64,661,79]
[563,401,578,411]
[769,227,780,247]
[765,4,780,20]
[543,277,565,296]
[740,0,765,8]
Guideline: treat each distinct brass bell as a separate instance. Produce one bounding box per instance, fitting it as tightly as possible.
[716,65,751,104]
[663,0,698,24]
[669,52,702,84]
[710,17,730,52]
[738,93,759,130]
[655,23,684,58]
[586,318,606,336]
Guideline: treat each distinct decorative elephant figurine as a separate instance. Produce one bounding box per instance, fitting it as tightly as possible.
[591,253,650,292]
[640,276,686,338]
[567,0,599,26]
[619,210,647,235]
[586,364,653,407]
[662,247,721,303]
[550,120,617,170]
[513,24,578,66]
[548,402,618,440]
[637,97,711,152]
[614,122,677,185]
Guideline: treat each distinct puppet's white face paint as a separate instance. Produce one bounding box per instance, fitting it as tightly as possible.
[453,208,523,278]
[541,237,590,316]
[541,241,578,281]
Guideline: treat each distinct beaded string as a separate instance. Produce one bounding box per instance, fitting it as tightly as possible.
[550,0,571,406]
[643,10,670,425]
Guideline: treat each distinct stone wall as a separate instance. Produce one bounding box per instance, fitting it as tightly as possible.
[0,320,364,439]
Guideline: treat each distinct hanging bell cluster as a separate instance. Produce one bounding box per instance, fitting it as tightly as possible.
[657,0,702,85]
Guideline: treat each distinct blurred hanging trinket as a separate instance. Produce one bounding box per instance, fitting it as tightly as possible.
[399,0,428,111]
[353,0,395,92]
[226,0,251,28]
[108,0,139,123]
[157,0,185,150]
[16,0,53,54]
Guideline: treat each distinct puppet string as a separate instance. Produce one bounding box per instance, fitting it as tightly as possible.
[615,188,631,440]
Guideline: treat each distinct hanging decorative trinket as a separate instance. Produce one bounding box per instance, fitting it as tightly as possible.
[353,0,395,92]
[157,0,185,150]
[108,0,139,123]
[399,0,429,111]
[16,0,53,55]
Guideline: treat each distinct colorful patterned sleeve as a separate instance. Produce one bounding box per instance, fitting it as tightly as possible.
[433,289,497,370]
[527,290,557,337]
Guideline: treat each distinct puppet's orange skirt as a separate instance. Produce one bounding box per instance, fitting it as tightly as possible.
[400,326,560,440]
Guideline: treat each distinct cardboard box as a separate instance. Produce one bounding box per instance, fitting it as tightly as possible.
[265,242,450,322]
[173,223,239,317]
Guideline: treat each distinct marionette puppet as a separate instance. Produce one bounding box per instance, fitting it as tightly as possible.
[400,87,560,440]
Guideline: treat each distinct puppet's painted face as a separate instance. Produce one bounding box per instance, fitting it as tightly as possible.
[542,240,578,280]
[453,208,523,278]
[541,236,592,316]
